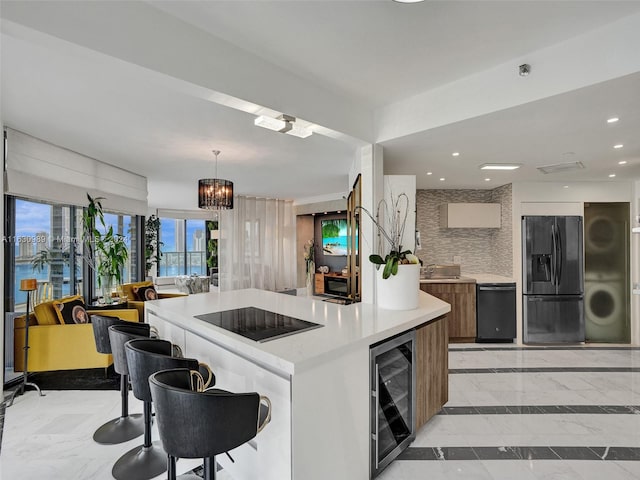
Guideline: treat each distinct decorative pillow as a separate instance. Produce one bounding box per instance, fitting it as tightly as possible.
[34,300,61,325]
[133,285,158,301]
[122,281,153,300]
[53,295,90,324]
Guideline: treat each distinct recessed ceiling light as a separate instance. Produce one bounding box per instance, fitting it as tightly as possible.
[393,0,425,3]
[614,144,624,149]
[479,163,522,170]
[452,152,460,157]
[426,172,433,175]
[607,117,619,123]
[484,178,491,182]
[609,174,616,178]
[563,185,569,188]
[439,177,445,181]
[618,160,627,165]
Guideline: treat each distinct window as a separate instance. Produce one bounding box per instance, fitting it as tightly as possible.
[8,198,82,311]
[4,195,141,310]
[158,217,207,276]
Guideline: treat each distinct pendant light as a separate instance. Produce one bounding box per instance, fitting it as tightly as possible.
[198,150,234,210]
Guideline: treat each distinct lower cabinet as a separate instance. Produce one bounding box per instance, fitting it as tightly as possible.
[420,283,476,341]
[415,314,449,429]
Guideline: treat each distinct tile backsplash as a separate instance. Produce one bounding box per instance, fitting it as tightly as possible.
[415,184,512,277]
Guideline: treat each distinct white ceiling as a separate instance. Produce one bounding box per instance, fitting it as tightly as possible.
[151,0,640,107]
[2,0,640,209]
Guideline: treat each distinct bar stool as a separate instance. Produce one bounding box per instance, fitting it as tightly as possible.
[91,315,149,444]
[111,338,214,480]
[149,368,271,480]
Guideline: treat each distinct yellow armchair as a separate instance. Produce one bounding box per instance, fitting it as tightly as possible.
[121,281,186,320]
[14,301,139,373]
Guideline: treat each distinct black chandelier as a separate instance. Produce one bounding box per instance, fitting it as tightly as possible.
[198,150,234,210]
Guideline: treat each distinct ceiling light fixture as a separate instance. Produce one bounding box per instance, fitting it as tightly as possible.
[618,160,627,165]
[563,185,569,189]
[452,152,460,157]
[254,114,312,138]
[609,174,616,178]
[426,172,433,175]
[439,177,445,181]
[607,117,619,123]
[613,144,624,149]
[484,178,491,182]
[537,161,584,174]
[393,0,425,3]
[198,150,234,210]
[479,163,522,170]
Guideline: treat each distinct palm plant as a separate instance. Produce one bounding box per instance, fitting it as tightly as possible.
[82,194,129,287]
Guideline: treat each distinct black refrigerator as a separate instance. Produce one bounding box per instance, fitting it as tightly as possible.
[522,216,585,343]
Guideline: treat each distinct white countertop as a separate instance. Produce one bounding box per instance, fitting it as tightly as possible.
[420,276,476,284]
[464,273,515,284]
[146,288,450,375]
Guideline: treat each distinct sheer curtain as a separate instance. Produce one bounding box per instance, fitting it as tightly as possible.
[219,196,295,292]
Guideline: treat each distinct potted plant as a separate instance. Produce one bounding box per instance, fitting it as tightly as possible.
[144,214,162,279]
[205,220,219,280]
[357,192,420,310]
[82,194,129,303]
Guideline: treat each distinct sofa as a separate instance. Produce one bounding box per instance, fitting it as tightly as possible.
[121,281,186,321]
[14,298,139,372]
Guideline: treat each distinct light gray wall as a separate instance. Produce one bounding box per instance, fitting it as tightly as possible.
[415,184,512,276]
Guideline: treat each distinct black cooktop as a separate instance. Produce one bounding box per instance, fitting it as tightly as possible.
[195,307,323,343]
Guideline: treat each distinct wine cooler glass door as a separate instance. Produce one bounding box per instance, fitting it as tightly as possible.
[371,330,416,476]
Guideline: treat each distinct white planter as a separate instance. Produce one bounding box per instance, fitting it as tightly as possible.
[375,263,420,310]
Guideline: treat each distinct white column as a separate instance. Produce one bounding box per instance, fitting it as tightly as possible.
[358,144,383,304]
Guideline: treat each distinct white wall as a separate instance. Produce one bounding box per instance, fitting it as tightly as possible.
[512,181,634,344]
[383,175,416,254]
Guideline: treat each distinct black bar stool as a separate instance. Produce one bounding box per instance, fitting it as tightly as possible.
[111,337,214,480]
[149,368,271,480]
[91,315,149,444]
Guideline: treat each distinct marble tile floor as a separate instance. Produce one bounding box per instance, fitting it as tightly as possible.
[1,344,640,479]
[379,344,640,480]
[0,389,232,480]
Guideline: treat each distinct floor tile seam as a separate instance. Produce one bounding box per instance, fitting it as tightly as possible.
[448,347,640,352]
[449,367,640,374]
[438,405,640,415]
[399,445,640,461]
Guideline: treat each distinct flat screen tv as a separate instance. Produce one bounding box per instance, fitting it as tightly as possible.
[321,219,349,256]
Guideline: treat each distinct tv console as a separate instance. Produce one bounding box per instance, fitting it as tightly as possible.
[314,272,347,295]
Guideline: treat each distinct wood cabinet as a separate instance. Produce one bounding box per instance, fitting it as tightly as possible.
[439,203,501,228]
[415,314,449,428]
[314,273,324,294]
[420,282,476,341]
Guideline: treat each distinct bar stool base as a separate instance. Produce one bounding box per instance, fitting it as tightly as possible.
[93,413,144,444]
[112,441,167,480]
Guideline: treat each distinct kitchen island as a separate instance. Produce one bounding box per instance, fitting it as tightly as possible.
[145,288,450,480]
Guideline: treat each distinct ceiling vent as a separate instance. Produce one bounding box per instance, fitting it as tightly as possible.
[537,161,585,174]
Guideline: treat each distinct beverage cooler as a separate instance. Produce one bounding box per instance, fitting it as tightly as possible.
[370,330,415,477]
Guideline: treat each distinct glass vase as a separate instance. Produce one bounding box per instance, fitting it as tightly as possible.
[306,261,315,296]
[100,275,115,305]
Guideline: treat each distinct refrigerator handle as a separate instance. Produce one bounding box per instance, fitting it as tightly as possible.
[550,224,557,286]
[555,226,562,287]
